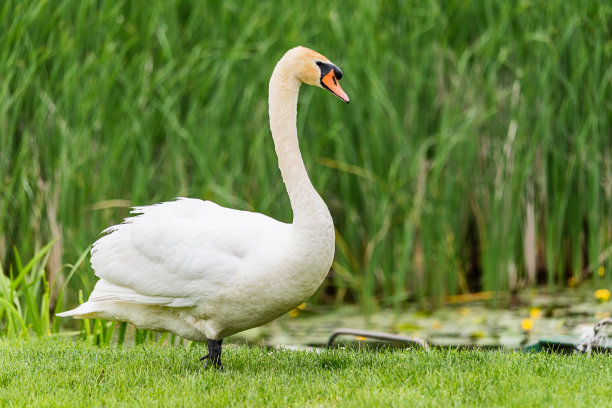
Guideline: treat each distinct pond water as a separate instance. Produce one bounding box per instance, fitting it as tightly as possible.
[232,290,611,350]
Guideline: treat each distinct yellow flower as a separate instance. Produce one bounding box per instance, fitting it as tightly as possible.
[567,276,576,287]
[598,267,605,277]
[432,321,442,329]
[355,336,367,341]
[595,311,611,320]
[594,289,611,303]
[296,302,306,310]
[521,318,534,332]
[529,307,542,319]
[288,309,299,318]
[460,307,470,316]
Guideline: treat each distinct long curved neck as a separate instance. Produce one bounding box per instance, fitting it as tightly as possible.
[268,59,331,229]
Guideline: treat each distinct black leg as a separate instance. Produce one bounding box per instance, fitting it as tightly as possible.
[200,338,223,370]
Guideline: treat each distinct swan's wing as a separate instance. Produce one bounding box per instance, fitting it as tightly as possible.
[90,198,289,307]
[87,279,195,308]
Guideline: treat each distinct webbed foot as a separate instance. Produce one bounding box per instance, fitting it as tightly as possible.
[200,338,223,370]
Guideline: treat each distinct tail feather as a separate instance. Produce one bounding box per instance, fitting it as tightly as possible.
[56,302,103,319]
[55,278,195,319]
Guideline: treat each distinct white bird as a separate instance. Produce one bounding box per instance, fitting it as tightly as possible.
[58,46,349,369]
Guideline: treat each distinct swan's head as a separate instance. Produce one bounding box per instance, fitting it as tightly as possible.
[285,46,349,103]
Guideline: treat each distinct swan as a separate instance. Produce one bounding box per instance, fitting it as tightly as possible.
[58,46,349,369]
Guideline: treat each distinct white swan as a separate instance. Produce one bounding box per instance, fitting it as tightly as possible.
[58,46,349,369]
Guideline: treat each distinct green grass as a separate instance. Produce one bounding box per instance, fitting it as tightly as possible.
[1,0,611,313]
[0,337,610,407]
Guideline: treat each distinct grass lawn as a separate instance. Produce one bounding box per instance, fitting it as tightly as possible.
[0,337,609,407]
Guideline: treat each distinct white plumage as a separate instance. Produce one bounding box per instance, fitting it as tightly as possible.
[58,46,349,366]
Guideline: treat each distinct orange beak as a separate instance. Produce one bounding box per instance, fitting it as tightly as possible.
[321,70,349,103]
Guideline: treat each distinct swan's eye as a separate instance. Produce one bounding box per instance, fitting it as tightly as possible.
[316,61,343,81]
[316,61,332,78]
[315,61,326,74]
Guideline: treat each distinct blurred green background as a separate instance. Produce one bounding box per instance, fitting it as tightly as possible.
[1,0,611,318]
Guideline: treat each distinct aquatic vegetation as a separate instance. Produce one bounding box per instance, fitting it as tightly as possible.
[0,1,610,314]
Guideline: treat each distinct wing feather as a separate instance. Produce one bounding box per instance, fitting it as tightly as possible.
[90,198,288,306]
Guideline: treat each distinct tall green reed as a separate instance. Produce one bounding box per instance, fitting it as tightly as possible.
[0,240,168,346]
[0,241,64,336]
[0,0,610,316]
